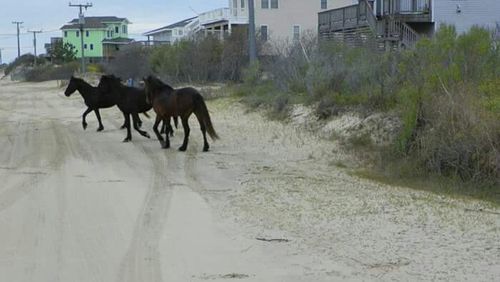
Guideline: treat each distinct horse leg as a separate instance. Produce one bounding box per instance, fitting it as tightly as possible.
[94,109,104,132]
[168,117,174,137]
[161,118,174,136]
[137,115,143,128]
[178,116,190,152]
[82,107,92,130]
[195,112,209,152]
[153,115,168,148]
[164,117,171,148]
[160,120,166,134]
[132,113,150,139]
[123,112,132,142]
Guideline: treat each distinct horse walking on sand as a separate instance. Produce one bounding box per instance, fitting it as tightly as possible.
[97,74,154,142]
[143,75,219,152]
[64,76,142,131]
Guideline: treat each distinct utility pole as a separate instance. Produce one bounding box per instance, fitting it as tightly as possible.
[28,30,42,65]
[12,21,23,59]
[69,2,92,73]
[248,0,257,63]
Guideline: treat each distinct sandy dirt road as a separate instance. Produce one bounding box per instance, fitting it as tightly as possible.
[0,78,499,282]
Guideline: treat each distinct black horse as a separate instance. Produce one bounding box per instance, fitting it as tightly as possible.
[97,74,154,142]
[143,75,219,152]
[64,76,142,131]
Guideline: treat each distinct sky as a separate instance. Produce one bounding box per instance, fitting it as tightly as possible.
[0,0,227,64]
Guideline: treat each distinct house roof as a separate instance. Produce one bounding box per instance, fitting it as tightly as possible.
[61,16,130,30]
[102,37,135,45]
[143,17,196,36]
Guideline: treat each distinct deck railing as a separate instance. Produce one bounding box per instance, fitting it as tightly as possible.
[383,0,430,15]
[199,7,248,26]
[318,1,372,33]
[199,8,230,25]
[386,19,419,48]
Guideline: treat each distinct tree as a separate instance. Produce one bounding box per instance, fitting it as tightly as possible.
[49,41,77,64]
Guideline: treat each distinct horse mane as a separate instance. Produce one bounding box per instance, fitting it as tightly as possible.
[148,75,174,92]
[71,76,93,88]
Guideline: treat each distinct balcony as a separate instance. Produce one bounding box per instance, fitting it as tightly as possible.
[199,7,248,26]
[319,1,372,33]
[382,0,432,22]
[383,0,430,14]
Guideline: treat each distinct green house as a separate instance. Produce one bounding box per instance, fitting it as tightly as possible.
[60,16,133,62]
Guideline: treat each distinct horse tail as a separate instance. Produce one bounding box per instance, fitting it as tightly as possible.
[194,93,219,140]
[142,111,151,119]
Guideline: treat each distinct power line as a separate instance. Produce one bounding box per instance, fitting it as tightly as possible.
[12,21,23,59]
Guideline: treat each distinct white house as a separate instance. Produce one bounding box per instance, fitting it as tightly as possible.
[197,1,357,42]
[251,0,356,42]
[143,17,199,45]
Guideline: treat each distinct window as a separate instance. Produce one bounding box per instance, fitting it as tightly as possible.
[76,31,79,37]
[115,26,119,33]
[261,0,268,9]
[293,25,300,41]
[122,25,127,34]
[90,44,93,50]
[64,31,67,37]
[111,31,114,37]
[260,25,268,41]
[321,0,327,9]
[85,30,89,37]
[233,0,238,8]
[107,30,110,38]
[84,43,87,49]
[178,29,183,36]
[241,0,245,8]
[270,0,278,9]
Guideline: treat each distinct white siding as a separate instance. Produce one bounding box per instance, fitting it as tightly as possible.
[152,31,172,42]
[254,0,356,42]
[433,0,500,34]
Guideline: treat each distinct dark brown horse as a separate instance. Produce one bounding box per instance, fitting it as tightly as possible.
[64,76,139,131]
[97,75,152,142]
[143,75,219,152]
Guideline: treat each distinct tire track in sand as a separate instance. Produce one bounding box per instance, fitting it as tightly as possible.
[114,129,178,282]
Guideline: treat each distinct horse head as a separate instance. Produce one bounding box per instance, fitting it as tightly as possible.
[64,76,79,97]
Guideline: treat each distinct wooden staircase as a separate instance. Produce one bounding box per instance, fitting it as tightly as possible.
[318,0,420,51]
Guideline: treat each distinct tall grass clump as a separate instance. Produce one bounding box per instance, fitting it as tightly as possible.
[392,25,499,185]
[149,27,249,84]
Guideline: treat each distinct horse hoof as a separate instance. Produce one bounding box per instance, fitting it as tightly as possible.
[123,138,131,143]
[203,146,209,152]
[97,127,104,132]
[161,142,170,149]
[120,125,126,130]
[143,133,151,139]
[82,123,87,130]
[178,146,187,152]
